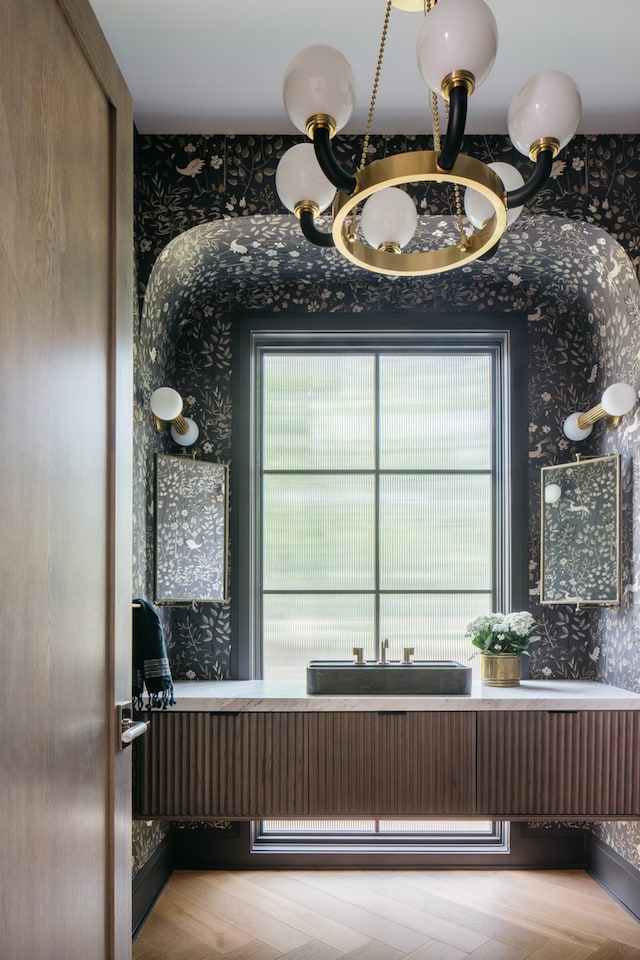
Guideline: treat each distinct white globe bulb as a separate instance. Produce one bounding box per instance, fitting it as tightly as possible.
[563,412,592,441]
[417,0,498,94]
[601,382,637,416]
[360,188,418,249]
[508,71,582,158]
[171,417,199,447]
[464,162,525,228]
[283,45,356,135]
[150,386,182,421]
[544,483,562,505]
[275,143,336,214]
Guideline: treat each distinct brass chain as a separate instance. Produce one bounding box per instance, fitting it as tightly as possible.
[359,0,393,172]
[431,91,441,151]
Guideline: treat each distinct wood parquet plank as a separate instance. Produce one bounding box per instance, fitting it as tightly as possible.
[167,871,312,953]
[339,941,403,960]
[288,871,488,953]
[586,944,640,960]
[490,870,640,941]
[389,870,609,949]
[380,870,549,953]
[153,888,256,953]
[248,872,429,952]
[276,940,341,960]
[132,909,227,959]
[401,941,467,960]
[132,868,640,960]
[202,871,371,952]
[525,941,592,960]
[435,870,640,949]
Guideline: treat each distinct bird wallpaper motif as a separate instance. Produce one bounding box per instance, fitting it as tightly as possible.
[131,132,640,877]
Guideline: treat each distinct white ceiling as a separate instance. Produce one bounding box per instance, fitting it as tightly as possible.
[87,0,640,136]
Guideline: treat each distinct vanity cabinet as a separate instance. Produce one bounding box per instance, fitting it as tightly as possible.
[134,710,476,819]
[477,710,640,818]
[134,704,640,820]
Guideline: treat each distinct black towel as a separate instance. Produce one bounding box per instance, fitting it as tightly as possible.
[132,598,175,709]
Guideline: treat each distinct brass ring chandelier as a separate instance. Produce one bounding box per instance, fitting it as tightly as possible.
[275,0,582,277]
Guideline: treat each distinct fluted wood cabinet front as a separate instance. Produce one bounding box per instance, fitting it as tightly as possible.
[134,711,476,819]
[477,710,640,818]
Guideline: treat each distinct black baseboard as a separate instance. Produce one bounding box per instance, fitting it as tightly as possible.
[132,834,174,939]
[587,835,640,922]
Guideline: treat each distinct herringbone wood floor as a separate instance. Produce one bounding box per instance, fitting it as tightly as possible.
[133,869,640,960]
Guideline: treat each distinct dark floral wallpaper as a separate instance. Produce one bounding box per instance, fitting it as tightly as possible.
[131,132,640,875]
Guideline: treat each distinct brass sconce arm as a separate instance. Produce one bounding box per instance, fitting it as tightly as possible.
[563,382,637,441]
[150,386,199,447]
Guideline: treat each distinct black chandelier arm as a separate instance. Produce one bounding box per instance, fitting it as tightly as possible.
[312,126,358,195]
[506,149,554,209]
[299,208,336,248]
[437,85,468,172]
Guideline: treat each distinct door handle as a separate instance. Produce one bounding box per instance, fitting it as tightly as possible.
[121,717,149,746]
[116,701,150,750]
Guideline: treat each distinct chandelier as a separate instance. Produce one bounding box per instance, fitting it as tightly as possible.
[275,0,582,276]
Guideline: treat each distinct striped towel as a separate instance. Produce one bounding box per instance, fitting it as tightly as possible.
[132,598,175,709]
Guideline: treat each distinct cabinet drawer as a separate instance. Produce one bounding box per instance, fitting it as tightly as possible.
[134,710,476,819]
[477,710,640,818]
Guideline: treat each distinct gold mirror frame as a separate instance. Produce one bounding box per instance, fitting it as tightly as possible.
[540,454,621,607]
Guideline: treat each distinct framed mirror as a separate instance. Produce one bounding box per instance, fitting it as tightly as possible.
[540,454,621,606]
[154,454,228,602]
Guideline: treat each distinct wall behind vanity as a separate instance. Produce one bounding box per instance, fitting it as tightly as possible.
[132,132,640,876]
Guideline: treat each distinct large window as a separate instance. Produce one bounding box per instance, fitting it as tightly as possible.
[233,323,526,680]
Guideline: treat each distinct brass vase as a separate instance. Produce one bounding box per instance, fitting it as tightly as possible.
[480,652,521,687]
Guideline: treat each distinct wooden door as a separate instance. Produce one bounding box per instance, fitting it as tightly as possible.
[0,1,132,957]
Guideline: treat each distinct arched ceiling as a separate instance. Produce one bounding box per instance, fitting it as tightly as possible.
[141,213,640,362]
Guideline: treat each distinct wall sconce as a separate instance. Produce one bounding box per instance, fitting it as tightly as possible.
[563,382,637,441]
[150,386,199,446]
[543,482,562,504]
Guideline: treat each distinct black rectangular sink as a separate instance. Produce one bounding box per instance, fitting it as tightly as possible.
[306,660,472,695]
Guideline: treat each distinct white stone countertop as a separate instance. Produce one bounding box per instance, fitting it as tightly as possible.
[166,678,640,712]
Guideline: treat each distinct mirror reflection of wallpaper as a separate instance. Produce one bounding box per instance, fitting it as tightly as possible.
[155,455,227,602]
[541,456,620,605]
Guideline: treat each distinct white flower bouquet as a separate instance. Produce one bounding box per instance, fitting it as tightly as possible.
[466,611,538,656]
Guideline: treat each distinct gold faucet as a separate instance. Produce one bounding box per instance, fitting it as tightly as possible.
[379,637,390,664]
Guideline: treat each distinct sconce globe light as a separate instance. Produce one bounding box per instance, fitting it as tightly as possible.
[276,0,581,277]
[563,382,638,441]
[150,386,199,447]
[544,483,562,505]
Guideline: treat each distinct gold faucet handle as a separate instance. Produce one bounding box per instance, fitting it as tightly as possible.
[352,647,364,664]
[402,646,415,664]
